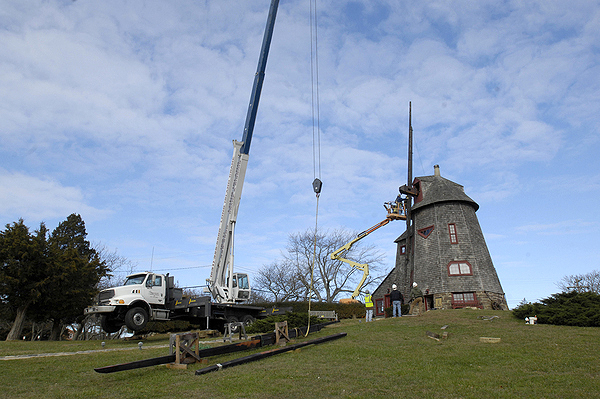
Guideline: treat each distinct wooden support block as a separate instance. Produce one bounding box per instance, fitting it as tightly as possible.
[479,337,501,343]
[275,321,290,346]
[170,331,202,367]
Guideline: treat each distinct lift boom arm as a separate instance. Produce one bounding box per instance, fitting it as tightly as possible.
[330,218,392,299]
[330,198,407,299]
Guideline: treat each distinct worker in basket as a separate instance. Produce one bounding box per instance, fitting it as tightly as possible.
[384,193,406,219]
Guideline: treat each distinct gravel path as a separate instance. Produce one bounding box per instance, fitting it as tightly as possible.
[1,337,226,361]
[0,344,170,360]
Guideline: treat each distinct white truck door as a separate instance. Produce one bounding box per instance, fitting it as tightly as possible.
[142,274,165,305]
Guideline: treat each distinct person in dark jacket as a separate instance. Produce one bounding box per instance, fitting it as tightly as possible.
[390,284,403,317]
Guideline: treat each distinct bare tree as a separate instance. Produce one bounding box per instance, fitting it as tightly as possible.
[557,270,600,294]
[255,228,385,303]
[93,243,137,290]
[247,289,271,304]
[255,260,304,302]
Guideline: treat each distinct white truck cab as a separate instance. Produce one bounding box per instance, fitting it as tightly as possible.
[85,272,177,333]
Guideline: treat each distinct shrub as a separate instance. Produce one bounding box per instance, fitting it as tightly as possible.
[138,320,204,334]
[255,301,366,319]
[512,291,600,327]
[512,302,539,321]
[245,312,325,334]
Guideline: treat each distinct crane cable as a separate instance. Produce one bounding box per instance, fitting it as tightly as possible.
[310,0,322,182]
[306,0,322,337]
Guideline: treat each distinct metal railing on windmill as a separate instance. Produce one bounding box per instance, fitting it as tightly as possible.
[330,193,408,304]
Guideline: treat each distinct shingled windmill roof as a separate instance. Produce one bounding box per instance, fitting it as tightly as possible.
[412,173,479,212]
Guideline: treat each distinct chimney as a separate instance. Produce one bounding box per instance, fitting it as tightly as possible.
[434,164,441,177]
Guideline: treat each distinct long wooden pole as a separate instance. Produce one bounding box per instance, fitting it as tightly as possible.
[405,102,413,291]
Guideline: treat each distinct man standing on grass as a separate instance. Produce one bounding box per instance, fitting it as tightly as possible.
[365,290,374,322]
[409,282,424,316]
[390,284,403,317]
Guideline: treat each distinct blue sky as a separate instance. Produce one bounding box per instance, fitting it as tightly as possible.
[1,0,599,308]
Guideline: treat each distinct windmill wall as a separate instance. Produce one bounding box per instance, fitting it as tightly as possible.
[372,166,507,314]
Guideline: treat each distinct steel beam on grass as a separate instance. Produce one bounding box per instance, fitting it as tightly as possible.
[195,332,347,375]
[94,338,262,373]
[94,354,176,373]
[93,321,339,373]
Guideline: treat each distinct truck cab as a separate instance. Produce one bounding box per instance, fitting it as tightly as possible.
[124,272,166,305]
[85,272,180,333]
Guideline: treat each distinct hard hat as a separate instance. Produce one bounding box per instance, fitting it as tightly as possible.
[392,284,397,289]
[413,282,418,287]
[365,290,370,294]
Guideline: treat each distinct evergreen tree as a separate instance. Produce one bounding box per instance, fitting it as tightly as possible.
[513,291,600,327]
[1,215,109,340]
[0,220,50,340]
[39,214,108,340]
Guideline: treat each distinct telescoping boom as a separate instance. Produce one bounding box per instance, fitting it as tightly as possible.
[207,0,280,304]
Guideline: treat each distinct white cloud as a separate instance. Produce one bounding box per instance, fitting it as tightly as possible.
[0,170,111,222]
[516,220,596,236]
[1,0,599,304]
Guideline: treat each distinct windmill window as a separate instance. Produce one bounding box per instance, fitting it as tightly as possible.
[448,223,458,244]
[400,245,406,254]
[452,292,479,308]
[453,292,475,302]
[448,261,473,276]
[417,225,434,239]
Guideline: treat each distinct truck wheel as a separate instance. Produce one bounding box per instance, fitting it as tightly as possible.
[242,315,255,326]
[100,315,123,334]
[125,307,149,331]
[226,316,239,333]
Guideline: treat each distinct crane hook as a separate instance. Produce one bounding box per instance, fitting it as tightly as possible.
[312,178,322,195]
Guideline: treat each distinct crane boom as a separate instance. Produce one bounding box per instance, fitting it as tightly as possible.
[208,0,280,304]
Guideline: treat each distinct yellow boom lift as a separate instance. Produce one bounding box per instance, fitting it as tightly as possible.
[330,197,407,302]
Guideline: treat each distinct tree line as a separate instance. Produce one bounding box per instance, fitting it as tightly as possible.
[0,217,389,339]
[0,214,109,340]
[5,212,597,335]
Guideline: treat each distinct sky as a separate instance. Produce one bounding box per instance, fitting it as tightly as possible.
[1,0,599,309]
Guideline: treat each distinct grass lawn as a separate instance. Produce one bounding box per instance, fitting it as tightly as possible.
[1,309,599,398]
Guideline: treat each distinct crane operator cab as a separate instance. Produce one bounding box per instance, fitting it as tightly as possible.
[229,273,250,301]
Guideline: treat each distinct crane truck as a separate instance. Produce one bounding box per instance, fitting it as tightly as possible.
[85,0,281,333]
